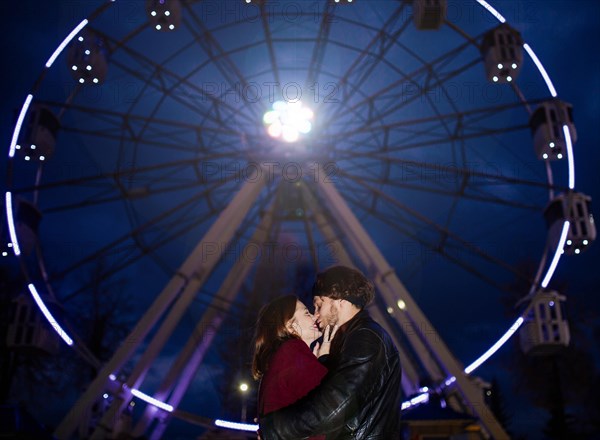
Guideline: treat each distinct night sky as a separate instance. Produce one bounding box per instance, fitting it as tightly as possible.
[1,1,599,439]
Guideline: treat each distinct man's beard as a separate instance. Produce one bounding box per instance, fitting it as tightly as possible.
[327,303,339,327]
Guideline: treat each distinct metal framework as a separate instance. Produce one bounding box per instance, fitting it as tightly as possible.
[4,1,581,439]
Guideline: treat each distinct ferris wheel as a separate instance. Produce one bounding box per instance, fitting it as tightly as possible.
[4,0,596,439]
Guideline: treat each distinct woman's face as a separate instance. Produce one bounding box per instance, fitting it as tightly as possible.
[288,300,321,344]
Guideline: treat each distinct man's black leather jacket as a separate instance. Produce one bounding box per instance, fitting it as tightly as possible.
[260,310,402,440]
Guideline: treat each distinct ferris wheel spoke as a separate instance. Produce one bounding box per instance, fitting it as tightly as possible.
[338,168,541,211]
[323,36,476,130]
[182,4,263,123]
[303,1,336,91]
[341,187,508,292]
[49,174,244,287]
[336,172,534,286]
[323,4,411,124]
[91,28,253,132]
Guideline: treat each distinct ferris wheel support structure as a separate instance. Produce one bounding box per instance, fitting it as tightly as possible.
[314,166,509,440]
[55,171,267,440]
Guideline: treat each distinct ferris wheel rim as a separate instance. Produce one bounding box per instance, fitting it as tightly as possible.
[3,0,576,425]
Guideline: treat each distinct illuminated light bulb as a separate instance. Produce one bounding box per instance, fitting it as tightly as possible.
[151,10,157,16]
[492,76,498,82]
[169,24,175,30]
[507,76,513,82]
[263,100,313,143]
[567,240,572,245]
[165,10,171,16]
[25,156,30,161]
[39,156,45,161]
[549,301,555,307]
[103,393,109,399]
[72,65,78,71]
[583,240,589,245]
[79,78,85,83]
[109,374,117,381]
[15,145,21,150]
[575,248,580,254]
[8,243,12,247]
[86,65,92,71]
[549,142,555,148]
[30,144,36,150]
[156,24,162,30]
[93,78,99,84]
[542,153,548,159]
[397,299,406,310]
[512,63,517,69]
[78,36,84,42]
[85,49,90,55]
[130,401,135,406]
[557,153,563,159]
[2,252,7,257]
[239,383,249,392]
[387,307,393,314]
[497,63,503,69]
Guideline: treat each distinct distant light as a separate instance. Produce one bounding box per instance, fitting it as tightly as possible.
[86,65,92,71]
[557,153,563,159]
[45,19,89,68]
[5,193,21,256]
[497,63,503,69]
[9,94,33,158]
[583,240,589,245]
[72,65,78,71]
[566,240,572,245]
[542,153,548,159]
[549,142,555,148]
[85,49,90,55]
[506,76,512,82]
[549,301,555,307]
[109,374,117,381]
[30,144,36,150]
[575,248,580,254]
[512,63,517,69]
[386,306,393,314]
[541,221,570,288]
[79,78,85,84]
[151,10,157,16]
[28,283,74,346]
[524,43,557,97]
[25,156,30,161]
[563,125,575,189]
[464,316,524,375]
[397,299,406,310]
[239,383,249,392]
[165,10,171,16]
[103,393,109,399]
[169,24,175,30]
[492,76,498,82]
[263,101,313,143]
[156,24,162,30]
[131,389,173,412]
[93,78,99,84]
[2,252,7,257]
[215,420,259,432]
[475,0,506,23]
[39,156,45,161]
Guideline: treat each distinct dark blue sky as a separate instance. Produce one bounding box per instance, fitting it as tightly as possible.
[2,1,599,439]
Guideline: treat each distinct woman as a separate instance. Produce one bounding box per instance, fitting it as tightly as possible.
[252,295,335,438]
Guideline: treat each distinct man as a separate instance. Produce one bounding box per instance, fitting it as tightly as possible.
[259,265,402,440]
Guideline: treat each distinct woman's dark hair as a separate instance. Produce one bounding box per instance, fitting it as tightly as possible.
[252,294,298,380]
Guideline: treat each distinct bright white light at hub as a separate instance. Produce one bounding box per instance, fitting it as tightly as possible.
[263,101,313,143]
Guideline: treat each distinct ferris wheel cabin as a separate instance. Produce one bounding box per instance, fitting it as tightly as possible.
[481,24,523,83]
[413,0,447,30]
[146,0,182,32]
[15,104,59,162]
[529,99,577,161]
[544,191,596,255]
[67,29,108,85]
